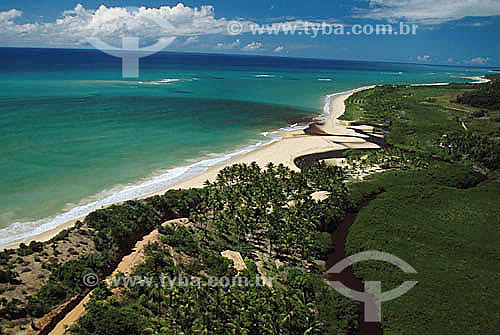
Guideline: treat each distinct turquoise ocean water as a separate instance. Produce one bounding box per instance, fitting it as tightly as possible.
[0,48,490,246]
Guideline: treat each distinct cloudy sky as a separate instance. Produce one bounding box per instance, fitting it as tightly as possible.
[0,0,499,66]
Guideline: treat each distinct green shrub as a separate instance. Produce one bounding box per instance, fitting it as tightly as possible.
[85,200,161,252]
[241,257,258,276]
[0,270,13,284]
[0,269,19,285]
[27,282,68,317]
[27,251,116,317]
[313,232,334,260]
[159,226,198,255]
[146,188,204,220]
[0,252,11,265]
[457,80,500,110]
[439,131,500,170]
[68,302,149,335]
[15,241,44,257]
[75,220,83,229]
[26,188,204,320]
[53,229,70,242]
[0,298,26,319]
[201,250,237,277]
[472,110,486,118]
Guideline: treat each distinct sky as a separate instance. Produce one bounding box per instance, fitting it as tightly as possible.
[0,0,499,66]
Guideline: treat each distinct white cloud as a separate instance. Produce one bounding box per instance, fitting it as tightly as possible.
[0,3,252,47]
[355,0,500,24]
[0,5,346,50]
[273,45,284,53]
[215,39,240,49]
[243,41,263,51]
[183,36,199,45]
[468,57,491,64]
[417,55,430,62]
[0,8,22,21]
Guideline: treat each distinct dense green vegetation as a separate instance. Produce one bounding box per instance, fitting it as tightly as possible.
[8,189,204,318]
[342,85,463,150]
[70,246,356,335]
[0,270,16,285]
[457,76,500,110]
[340,81,500,334]
[346,165,500,334]
[342,84,500,172]
[16,241,44,257]
[2,81,499,334]
[195,162,352,261]
[439,131,500,170]
[69,162,359,335]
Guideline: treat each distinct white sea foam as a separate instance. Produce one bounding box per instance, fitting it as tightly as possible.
[254,74,275,78]
[451,75,491,84]
[411,83,450,86]
[320,85,377,121]
[318,78,332,81]
[139,78,194,85]
[0,132,288,248]
[157,79,183,83]
[0,85,375,248]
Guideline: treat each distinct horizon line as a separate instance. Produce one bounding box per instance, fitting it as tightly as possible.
[0,45,497,69]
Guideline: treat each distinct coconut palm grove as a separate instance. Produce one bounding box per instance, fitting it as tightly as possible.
[0,74,499,334]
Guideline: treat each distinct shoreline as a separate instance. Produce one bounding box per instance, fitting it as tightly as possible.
[0,75,489,250]
[1,86,374,250]
[456,76,492,84]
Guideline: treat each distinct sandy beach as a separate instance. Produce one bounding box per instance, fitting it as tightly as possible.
[2,86,379,250]
[35,86,380,335]
[4,74,490,250]
[411,75,491,87]
[456,76,492,84]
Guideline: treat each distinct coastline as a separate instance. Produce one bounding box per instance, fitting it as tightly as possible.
[1,86,376,250]
[1,75,489,250]
[456,76,492,84]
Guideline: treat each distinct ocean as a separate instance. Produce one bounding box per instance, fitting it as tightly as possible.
[0,47,489,246]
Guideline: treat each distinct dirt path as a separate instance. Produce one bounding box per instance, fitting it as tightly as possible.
[50,218,188,335]
[50,294,91,335]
